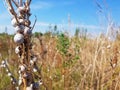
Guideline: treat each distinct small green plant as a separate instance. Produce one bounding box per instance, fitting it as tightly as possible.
[57,33,70,55]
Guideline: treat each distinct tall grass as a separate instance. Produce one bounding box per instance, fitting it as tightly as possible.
[0,29,120,90]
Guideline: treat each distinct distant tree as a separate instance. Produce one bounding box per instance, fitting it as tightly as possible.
[34,32,43,38]
[53,25,59,36]
[75,28,80,37]
[54,25,57,32]
[80,28,87,40]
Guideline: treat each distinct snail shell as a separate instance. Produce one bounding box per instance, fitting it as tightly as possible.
[26,85,33,90]
[15,46,20,54]
[19,65,26,72]
[33,68,37,72]
[24,27,32,35]
[26,7,30,12]
[18,6,26,13]
[8,73,12,77]
[15,25,24,33]
[18,79,22,86]
[14,33,24,44]
[19,18,25,24]
[11,18,17,27]
[25,20,31,26]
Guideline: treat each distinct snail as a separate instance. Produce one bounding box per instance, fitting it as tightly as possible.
[24,27,32,35]
[18,79,22,86]
[25,20,31,26]
[19,65,26,72]
[32,56,37,62]
[11,18,17,27]
[14,33,24,44]
[18,6,26,13]
[26,7,30,12]
[33,68,37,72]
[8,72,12,77]
[15,46,21,54]
[26,84,33,90]
[30,59,34,65]
[19,18,25,24]
[1,60,5,65]
[15,25,24,33]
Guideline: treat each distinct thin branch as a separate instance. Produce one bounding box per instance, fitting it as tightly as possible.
[6,0,19,24]
[28,0,32,6]
[11,0,19,7]
[20,0,23,6]
[30,15,37,31]
[94,0,102,10]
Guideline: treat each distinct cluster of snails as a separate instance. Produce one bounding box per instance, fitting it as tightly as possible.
[0,60,17,85]
[0,59,42,90]
[1,0,43,90]
[12,6,32,44]
[17,55,42,89]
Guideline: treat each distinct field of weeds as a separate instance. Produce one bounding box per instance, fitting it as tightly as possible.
[0,30,120,90]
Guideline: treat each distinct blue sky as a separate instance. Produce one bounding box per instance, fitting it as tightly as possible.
[0,0,120,35]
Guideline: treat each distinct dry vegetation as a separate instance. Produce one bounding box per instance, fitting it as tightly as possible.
[0,29,120,90]
[0,0,120,90]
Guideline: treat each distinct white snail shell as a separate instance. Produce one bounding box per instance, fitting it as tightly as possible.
[26,84,33,90]
[25,20,31,26]
[19,19,25,24]
[8,7,12,11]
[24,27,32,35]
[14,33,24,44]
[30,60,34,65]
[11,18,17,27]
[18,79,22,86]
[33,68,37,72]
[15,25,24,33]
[19,65,26,72]
[26,7,30,12]
[38,80,43,85]
[6,69,9,72]
[1,60,5,65]
[18,70,21,74]
[15,46,20,54]
[8,72,12,76]
[32,57,37,62]
[18,6,26,13]
[11,78,13,81]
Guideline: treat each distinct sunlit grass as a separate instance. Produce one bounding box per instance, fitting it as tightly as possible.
[0,31,120,90]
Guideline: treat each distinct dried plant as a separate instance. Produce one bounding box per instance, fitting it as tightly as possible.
[0,0,43,90]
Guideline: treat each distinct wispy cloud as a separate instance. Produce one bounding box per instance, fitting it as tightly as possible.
[0,21,106,35]
[31,1,53,10]
[36,22,50,26]
[33,21,107,36]
[36,21,106,31]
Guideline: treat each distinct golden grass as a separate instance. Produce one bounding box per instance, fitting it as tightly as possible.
[0,33,120,90]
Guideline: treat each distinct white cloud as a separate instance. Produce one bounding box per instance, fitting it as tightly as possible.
[0,20,106,35]
[36,22,50,26]
[36,21,105,30]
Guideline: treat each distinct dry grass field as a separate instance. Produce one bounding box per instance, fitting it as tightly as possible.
[0,29,120,90]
